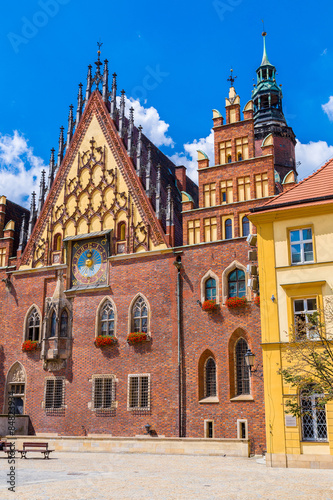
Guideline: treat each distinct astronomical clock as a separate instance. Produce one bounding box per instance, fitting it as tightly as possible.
[70,236,109,290]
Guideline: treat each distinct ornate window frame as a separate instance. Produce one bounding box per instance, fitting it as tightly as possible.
[201,270,219,304]
[23,304,42,343]
[198,350,219,403]
[4,362,26,414]
[128,293,151,337]
[94,296,117,339]
[204,357,217,398]
[222,260,249,304]
[89,374,117,411]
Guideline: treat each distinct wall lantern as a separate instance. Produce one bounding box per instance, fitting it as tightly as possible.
[244,348,256,374]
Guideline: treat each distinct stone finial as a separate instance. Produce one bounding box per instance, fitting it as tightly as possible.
[85,65,92,104]
[127,106,134,157]
[76,83,83,126]
[119,89,126,138]
[18,213,26,252]
[110,72,117,120]
[166,184,172,225]
[146,143,152,197]
[47,148,55,191]
[37,170,47,216]
[28,191,37,237]
[102,59,109,104]
[136,125,143,176]
[155,164,161,220]
[66,105,74,149]
[56,126,65,171]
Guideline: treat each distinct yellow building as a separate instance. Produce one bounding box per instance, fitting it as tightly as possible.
[249,159,333,468]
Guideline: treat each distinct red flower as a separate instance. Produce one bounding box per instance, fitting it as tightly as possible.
[94,335,118,348]
[225,296,247,309]
[22,340,38,352]
[254,296,260,306]
[127,332,148,344]
[202,299,218,312]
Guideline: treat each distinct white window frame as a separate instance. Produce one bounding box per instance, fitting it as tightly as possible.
[301,391,328,442]
[293,298,318,340]
[91,374,116,411]
[127,374,150,411]
[290,228,314,265]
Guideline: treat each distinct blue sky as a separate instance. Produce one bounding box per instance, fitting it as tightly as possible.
[1,0,333,206]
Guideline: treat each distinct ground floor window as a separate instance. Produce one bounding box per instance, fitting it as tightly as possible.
[128,374,150,410]
[301,388,327,441]
[44,378,65,410]
[93,376,116,410]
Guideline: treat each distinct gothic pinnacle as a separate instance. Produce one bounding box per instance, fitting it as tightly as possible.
[146,143,152,198]
[119,90,125,138]
[56,126,64,171]
[47,148,55,191]
[136,125,143,176]
[127,106,134,157]
[85,65,92,104]
[102,59,109,104]
[66,105,74,149]
[110,72,117,120]
[76,83,83,126]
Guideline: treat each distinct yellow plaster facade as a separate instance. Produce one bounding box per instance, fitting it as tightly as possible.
[249,201,333,468]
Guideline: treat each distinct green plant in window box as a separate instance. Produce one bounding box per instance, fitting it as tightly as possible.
[94,335,118,348]
[202,299,219,312]
[22,340,39,352]
[225,296,247,309]
[127,332,148,344]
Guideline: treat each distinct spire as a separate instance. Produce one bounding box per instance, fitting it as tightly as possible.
[56,126,65,171]
[155,164,161,220]
[127,106,134,157]
[85,65,92,104]
[136,125,143,176]
[28,191,37,237]
[145,143,152,197]
[76,83,83,126]
[110,73,117,120]
[37,170,47,215]
[102,59,109,104]
[18,213,26,252]
[119,89,125,138]
[66,105,74,149]
[261,31,272,66]
[47,148,56,191]
[91,42,103,90]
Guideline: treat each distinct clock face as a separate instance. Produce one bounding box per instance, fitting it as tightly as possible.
[71,238,108,288]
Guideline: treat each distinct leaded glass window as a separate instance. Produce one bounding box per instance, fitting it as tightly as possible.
[235,339,250,395]
[301,388,327,442]
[100,301,115,336]
[205,278,216,301]
[60,310,68,338]
[27,308,40,341]
[132,297,148,333]
[205,358,216,397]
[228,269,246,297]
[50,311,57,338]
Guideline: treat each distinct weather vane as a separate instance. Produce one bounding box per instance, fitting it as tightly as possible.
[227,68,237,87]
[261,19,266,37]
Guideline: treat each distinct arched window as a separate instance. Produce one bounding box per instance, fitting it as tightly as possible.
[235,339,250,395]
[238,152,242,161]
[301,386,327,442]
[50,311,57,338]
[205,358,217,397]
[26,308,40,341]
[242,216,250,237]
[6,362,26,415]
[205,278,216,301]
[60,310,68,338]
[100,301,115,336]
[118,222,126,241]
[227,155,232,163]
[225,219,232,239]
[228,269,246,297]
[53,233,62,251]
[132,296,148,333]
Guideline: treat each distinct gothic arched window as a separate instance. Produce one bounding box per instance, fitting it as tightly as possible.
[228,269,246,298]
[205,358,217,397]
[132,296,148,333]
[205,278,216,301]
[235,338,250,395]
[118,222,126,241]
[242,216,250,237]
[225,219,232,239]
[100,301,115,336]
[60,310,68,338]
[26,308,40,342]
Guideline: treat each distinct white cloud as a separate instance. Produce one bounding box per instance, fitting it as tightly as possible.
[322,96,333,121]
[296,140,333,179]
[0,131,47,208]
[168,130,215,183]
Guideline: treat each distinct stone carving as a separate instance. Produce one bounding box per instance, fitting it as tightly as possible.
[10,366,25,383]
[43,360,66,372]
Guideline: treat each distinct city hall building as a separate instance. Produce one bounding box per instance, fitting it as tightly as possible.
[0,35,297,454]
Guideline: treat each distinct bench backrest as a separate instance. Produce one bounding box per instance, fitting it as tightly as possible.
[23,442,48,450]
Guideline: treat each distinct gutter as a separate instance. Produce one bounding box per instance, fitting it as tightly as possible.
[250,194,333,213]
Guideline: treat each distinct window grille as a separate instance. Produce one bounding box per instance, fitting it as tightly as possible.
[205,278,216,301]
[93,376,115,410]
[128,374,150,410]
[60,310,68,337]
[44,378,65,410]
[205,358,216,397]
[101,301,115,336]
[294,298,318,340]
[228,269,246,298]
[235,339,250,395]
[301,389,327,441]
[132,297,148,333]
[290,228,314,264]
[27,308,40,341]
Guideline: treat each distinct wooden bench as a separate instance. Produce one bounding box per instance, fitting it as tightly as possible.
[0,441,16,458]
[18,442,54,459]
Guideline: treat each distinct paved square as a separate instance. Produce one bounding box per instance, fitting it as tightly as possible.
[0,452,332,499]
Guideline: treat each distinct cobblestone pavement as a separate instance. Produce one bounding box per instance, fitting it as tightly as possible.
[0,452,332,500]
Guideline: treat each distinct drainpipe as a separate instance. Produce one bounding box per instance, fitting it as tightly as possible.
[173,255,183,437]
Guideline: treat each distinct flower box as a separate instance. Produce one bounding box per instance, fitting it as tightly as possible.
[202,299,219,312]
[225,296,247,309]
[254,296,260,306]
[94,335,118,348]
[22,340,39,352]
[127,332,149,344]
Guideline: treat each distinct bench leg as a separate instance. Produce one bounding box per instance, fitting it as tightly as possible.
[20,451,27,459]
[43,452,50,459]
